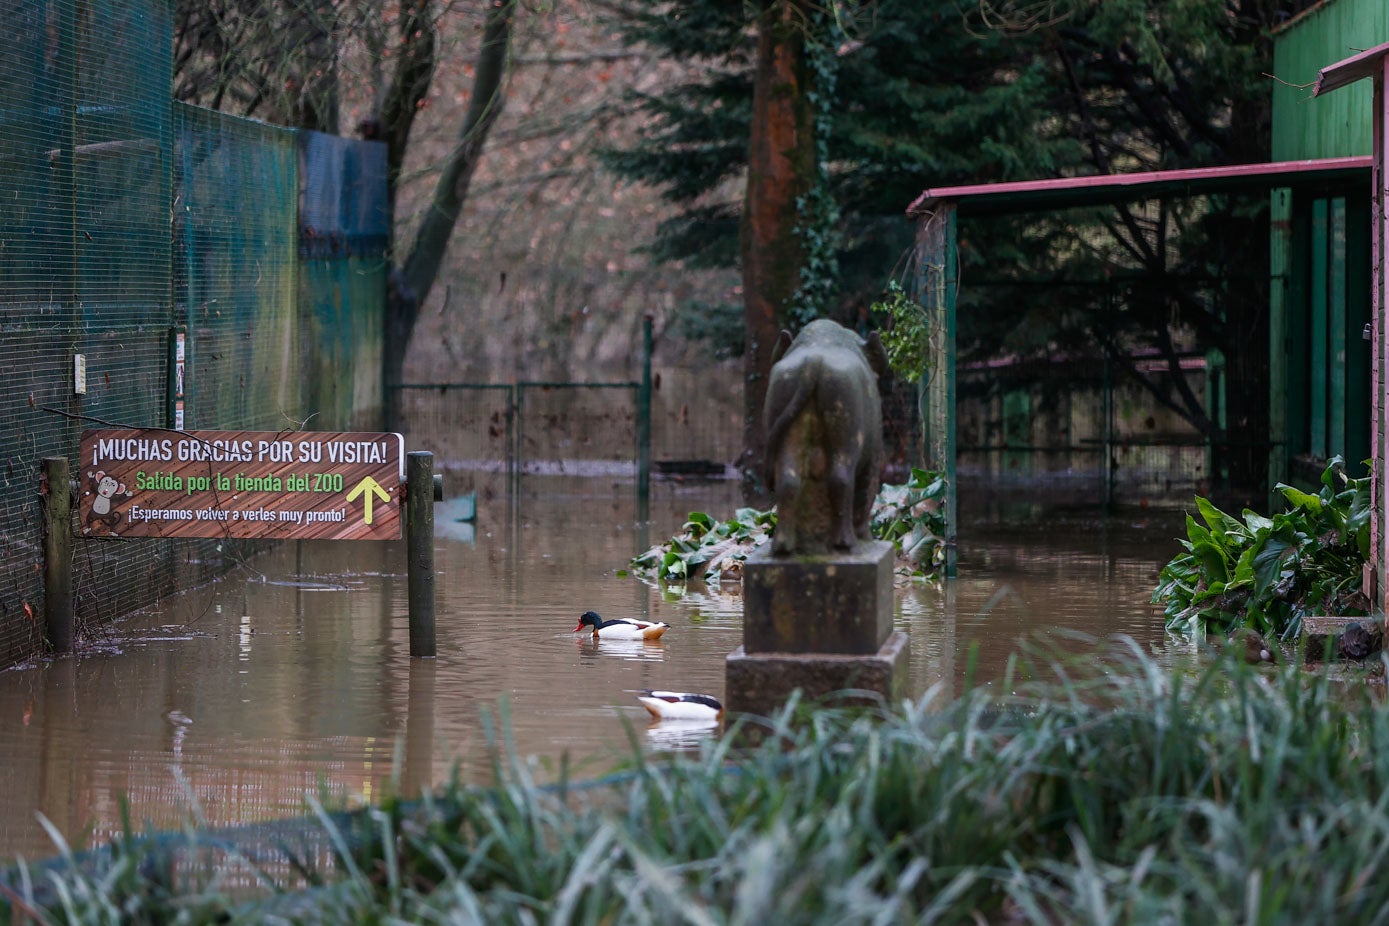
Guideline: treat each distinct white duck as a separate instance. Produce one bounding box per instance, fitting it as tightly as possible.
[636,689,724,721]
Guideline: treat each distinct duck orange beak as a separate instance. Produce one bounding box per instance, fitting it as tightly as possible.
[573,622,585,633]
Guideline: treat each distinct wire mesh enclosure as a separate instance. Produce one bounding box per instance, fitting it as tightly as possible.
[955,328,1215,510]
[958,275,1210,510]
[175,103,301,432]
[935,188,1307,513]
[0,0,389,666]
[917,159,1373,519]
[0,0,177,662]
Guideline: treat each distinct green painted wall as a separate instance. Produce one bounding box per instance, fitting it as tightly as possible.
[1272,0,1389,161]
[300,259,387,430]
[297,131,389,431]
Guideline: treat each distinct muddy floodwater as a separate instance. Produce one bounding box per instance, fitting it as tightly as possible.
[0,480,1185,863]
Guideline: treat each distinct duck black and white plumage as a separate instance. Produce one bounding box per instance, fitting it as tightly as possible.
[574,610,669,640]
[637,690,724,721]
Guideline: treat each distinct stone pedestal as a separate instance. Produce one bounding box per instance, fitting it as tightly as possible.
[726,632,908,717]
[726,540,906,717]
[742,541,894,654]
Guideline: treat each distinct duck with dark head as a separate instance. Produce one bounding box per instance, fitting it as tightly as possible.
[574,610,669,640]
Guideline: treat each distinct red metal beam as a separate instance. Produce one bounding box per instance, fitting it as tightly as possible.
[1314,41,1389,97]
[907,156,1373,217]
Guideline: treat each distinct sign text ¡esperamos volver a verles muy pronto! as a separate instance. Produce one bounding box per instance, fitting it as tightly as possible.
[77,429,404,541]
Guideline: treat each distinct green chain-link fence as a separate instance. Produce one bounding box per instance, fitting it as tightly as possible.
[0,0,387,667]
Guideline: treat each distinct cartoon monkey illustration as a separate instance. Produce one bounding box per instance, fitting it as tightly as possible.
[84,470,133,533]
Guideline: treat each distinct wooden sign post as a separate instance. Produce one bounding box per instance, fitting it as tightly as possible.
[77,429,404,541]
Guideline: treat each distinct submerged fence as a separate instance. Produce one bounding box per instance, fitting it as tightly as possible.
[393,321,655,511]
[0,0,387,666]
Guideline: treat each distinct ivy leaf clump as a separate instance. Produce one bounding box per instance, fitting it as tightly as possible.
[630,507,777,585]
[631,469,948,586]
[871,281,931,383]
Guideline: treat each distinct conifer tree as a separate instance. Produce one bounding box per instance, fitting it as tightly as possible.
[607,0,1317,496]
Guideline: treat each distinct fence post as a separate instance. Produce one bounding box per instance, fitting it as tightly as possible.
[509,383,519,496]
[512,383,524,496]
[406,451,436,658]
[636,314,653,521]
[42,457,73,654]
[916,204,958,578]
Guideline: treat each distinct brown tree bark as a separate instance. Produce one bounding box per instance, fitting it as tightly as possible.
[376,0,437,219]
[739,0,816,503]
[385,0,517,403]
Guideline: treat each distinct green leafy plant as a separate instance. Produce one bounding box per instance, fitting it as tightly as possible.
[871,281,931,382]
[1153,456,1371,639]
[631,468,947,585]
[630,507,777,584]
[870,467,948,578]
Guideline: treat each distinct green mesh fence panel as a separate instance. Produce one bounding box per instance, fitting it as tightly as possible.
[74,1,172,322]
[1,1,72,307]
[0,3,387,667]
[298,130,388,431]
[0,0,178,664]
[69,0,185,638]
[174,103,300,432]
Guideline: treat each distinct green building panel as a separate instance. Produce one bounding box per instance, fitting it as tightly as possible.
[1268,0,1379,490]
[1273,0,1389,161]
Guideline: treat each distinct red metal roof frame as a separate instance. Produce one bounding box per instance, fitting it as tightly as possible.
[907,156,1372,218]
[1314,40,1389,96]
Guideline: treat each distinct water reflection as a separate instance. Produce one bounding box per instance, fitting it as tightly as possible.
[644,718,721,751]
[0,479,1184,863]
[574,636,667,662]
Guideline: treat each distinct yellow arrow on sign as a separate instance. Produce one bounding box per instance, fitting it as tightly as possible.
[347,476,391,525]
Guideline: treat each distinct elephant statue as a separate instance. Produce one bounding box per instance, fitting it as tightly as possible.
[763,319,888,555]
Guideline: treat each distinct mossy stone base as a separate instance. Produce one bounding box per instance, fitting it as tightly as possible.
[742,541,894,655]
[725,631,908,718]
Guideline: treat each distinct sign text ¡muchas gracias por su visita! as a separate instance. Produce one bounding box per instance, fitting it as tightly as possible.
[78,429,405,541]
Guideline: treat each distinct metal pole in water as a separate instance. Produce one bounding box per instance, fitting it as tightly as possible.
[406,450,436,658]
[42,457,73,655]
[636,314,653,521]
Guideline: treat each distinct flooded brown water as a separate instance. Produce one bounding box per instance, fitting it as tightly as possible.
[0,479,1184,863]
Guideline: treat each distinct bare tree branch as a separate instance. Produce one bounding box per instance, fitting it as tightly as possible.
[401,0,516,306]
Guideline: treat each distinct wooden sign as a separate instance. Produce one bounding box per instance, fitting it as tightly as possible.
[78,429,404,541]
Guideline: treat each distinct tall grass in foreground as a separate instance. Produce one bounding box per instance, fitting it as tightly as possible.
[9,639,1389,924]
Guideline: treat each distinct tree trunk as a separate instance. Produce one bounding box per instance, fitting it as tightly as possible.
[384,0,515,401]
[739,0,815,503]
[377,0,437,219]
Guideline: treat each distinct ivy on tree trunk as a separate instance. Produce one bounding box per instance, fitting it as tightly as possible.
[740,0,816,503]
